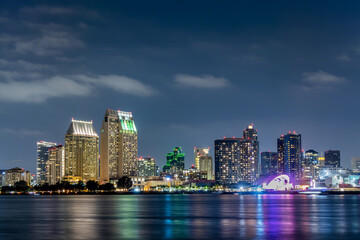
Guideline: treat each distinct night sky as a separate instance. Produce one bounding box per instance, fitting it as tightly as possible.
[0,1,359,174]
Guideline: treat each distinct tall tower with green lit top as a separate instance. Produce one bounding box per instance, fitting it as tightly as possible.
[163,147,185,173]
[100,109,138,183]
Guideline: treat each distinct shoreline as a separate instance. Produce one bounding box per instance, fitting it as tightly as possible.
[1,190,360,196]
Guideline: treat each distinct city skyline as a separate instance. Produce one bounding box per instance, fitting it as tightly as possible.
[1,1,360,174]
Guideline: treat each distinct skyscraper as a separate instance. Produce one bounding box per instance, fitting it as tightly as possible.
[36,141,57,185]
[100,109,138,183]
[194,147,210,170]
[46,145,65,185]
[243,124,259,177]
[261,152,278,176]
[304,150,319,180]
[163,147,185,173]
[277,132,302,178]
[199,155,214,180]
[65,119,99,182]
[277,136,285,175]
[137,157,156,177]
[325,150,341,167]
[214,137,257,185]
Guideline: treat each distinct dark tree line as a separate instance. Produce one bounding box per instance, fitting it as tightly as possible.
[1,176,133,194]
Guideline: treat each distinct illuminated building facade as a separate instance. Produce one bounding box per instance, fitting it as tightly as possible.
[36,141,57,185]
[277,136,285,174]
[304,150,319,180]
[214,137,257,185]
[243,124,260,178]
[46,145,65,185]
[163,147,185,173]
[351,157,360,173]
[137,157,156,177]
[100,109,138,183]
[277,132,302,178]
[0,170,6,187]
[65,119,99,182]
[199,155,214,180]
[261,152,278,176]
[194,147,210,170]
[325,150,341,167]
[5,167,31,186]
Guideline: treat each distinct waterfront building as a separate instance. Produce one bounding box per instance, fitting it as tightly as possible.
[277,136,285,175]
[214,136,257,185]
[243,124,260,177]
[163,147,185,173]
[194,147,210,170]
[65,119,99,182]
[325,150,341,167]
[0,169,7,186]
[318,156,325,166]
[277,132,302,178]
[351,157,360,173]
[36,141,57,185]
[318,166,348,180]
[46,145,65,185]
[156,166,160,176]
[304,150,319,180]
[5,167,31,186]
[199,155,214,180]
[261,152,278,176]
[100,109,138,183]
[137,157,156,177]
[180,168,208,181]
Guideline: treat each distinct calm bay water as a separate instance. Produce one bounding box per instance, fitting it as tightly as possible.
[0,194,360,239]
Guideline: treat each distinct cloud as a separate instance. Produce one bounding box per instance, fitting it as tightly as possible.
[15,31,84,56]
[2,128,44,136]
[19,5,99,18]
[303,71,347,84]
[75,74,157,96]
[0,76,92,103]
[20,6,76,15]
[0,74,156,103]
[338,53,351,62]
[300,70,347,91]
[0,58,52,71]
[174,74,230,88]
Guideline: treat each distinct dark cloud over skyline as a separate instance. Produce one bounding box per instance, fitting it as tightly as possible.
[0,1,359,173]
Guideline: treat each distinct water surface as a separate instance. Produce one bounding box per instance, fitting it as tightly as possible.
[0,194,359,239]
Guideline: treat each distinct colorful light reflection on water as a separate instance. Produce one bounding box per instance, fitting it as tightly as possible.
[0,194,360,239]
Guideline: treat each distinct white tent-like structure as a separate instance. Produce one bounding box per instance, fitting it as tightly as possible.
[262,174,294,191]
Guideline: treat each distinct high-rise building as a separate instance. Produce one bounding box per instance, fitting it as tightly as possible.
[261,152,278,176]
[351,157,360,173]
[318,156,325,166]
[0,169,7,187]
[304,150,319,180]
[137,157,156,177]
[36,141,57,185]
[100,109,138,183]
[199,155,214,180]
[46,145,65,185]
[194,147,210,170]
[277,136,285,175]
[215,137,257,185]
[325,150,341,167]
[163,147,185,173]
[5,167,31,186]
[65,119,99,182]
[243,124,260,177]
[277,132,302,178]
